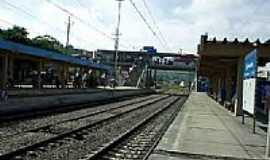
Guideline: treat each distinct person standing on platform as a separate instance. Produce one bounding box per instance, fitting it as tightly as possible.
[0,83,8,103]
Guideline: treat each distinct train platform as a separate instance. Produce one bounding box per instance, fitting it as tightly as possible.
[0,88,153,120]
[149,92,267,160]
[7,88,102,98]
[8,86,139,98]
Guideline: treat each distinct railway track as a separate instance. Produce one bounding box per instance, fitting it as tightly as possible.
[85,96,187,160]
[0,94,175,160]
[0,94,162,137]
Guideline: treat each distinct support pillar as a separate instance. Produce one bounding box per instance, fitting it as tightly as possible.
[217,76,222,102]
[8,56,14,82]
[194,63,198,92]
[62,64,68,88]
[235,57,244,116]
[154,69,157,88]
[213,75,219,100]
[149,69,152,86]
[146,68,150,88]
[225,67,233,101]
[38,60,43,89]
[1,54,8,89]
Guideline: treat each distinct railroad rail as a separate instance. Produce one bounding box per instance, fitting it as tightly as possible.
[0,93,149,121]
[84,96,187,160]
[0,95,174,160]
[0,94,162,137]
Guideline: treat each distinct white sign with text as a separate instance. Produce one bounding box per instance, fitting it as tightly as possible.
[243,78,256,114]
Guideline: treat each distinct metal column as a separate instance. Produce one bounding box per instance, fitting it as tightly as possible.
[1,54,8,89]
[236,57,244,116]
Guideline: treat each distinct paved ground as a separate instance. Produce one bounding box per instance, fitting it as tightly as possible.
[149,92,267,160]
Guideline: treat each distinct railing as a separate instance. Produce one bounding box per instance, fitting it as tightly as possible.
[136,65,147,88]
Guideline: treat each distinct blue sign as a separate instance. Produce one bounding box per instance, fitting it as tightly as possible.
[244,49,257,79]
[143,46,157,54]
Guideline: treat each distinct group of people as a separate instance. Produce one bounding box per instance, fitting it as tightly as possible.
[29,69,108,89]
[73,72,100,88]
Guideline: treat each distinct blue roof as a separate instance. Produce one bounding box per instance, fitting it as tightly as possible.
[0,39,111,71]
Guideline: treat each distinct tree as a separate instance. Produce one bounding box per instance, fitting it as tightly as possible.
[265,39,270,44]
[0,25,78,55]
[0,25,29,43]
[32,35,64,51]
[32,35,76,55]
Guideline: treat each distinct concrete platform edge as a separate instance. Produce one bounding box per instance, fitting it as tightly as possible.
[153,149,266,160]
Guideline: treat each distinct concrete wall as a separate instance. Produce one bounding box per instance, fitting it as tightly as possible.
[0,89,154,118]
[8,88,103,98]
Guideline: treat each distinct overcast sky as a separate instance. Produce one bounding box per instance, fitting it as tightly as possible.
[0,0,270,53]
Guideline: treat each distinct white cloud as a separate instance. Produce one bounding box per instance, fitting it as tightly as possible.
[0,0,270,53]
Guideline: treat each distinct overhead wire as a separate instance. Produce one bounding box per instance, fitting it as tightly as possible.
[1,0,100,49]
[129,0,167,50]
[141,0,172,51]
[0,18,14,27]
[0,16,43,36]
[45,0,131,49]
[45,0,112,40]
[2,0,67,35]
[74,0,134,49]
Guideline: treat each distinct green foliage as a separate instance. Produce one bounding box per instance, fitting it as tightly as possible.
[0,25,78,55]
[0,25,30,44]
[32,35,63,50]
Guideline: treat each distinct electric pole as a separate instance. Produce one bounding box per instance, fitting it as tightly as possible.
[66,16,74,47]
[114,0,124,83]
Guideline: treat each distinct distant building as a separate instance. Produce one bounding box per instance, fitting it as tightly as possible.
[95,49,149,69]
[71,49,95,61]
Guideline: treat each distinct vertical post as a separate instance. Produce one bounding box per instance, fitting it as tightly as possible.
[265,98,270,158]
[2,54,8,89]
[154,69,157,88]
[114,0,124,83]
[253,114,256,134]
[62,64,68,89]
[8,56,14,84]
[236,57,244,116]
[217,77,221,102]
[149,69,152,86]
[242,111,245,124]
[194,60,198,92]
[66,16,71,47]
[253,51,258,134]
[146,67,149,88]
[38,60,43,89]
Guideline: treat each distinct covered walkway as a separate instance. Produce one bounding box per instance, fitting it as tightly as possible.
[150,92,266,160]
[0,39,110,89]
[198,34,270,115]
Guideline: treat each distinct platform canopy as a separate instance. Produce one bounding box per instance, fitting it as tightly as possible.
[0,39,111,71]
[198,35,270,76]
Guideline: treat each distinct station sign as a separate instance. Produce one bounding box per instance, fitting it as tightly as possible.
[243,49,257,115]
[244,49,257,79]
[143,46,157,54]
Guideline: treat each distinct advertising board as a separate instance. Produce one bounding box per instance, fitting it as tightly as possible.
[243,78,256,114]
[242,49,257,115]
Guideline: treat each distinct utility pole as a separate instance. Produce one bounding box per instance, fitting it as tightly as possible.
[114,0,124,83]
[66,16,74,47]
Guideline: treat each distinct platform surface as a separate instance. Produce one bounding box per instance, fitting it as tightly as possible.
[149,92,267,160]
